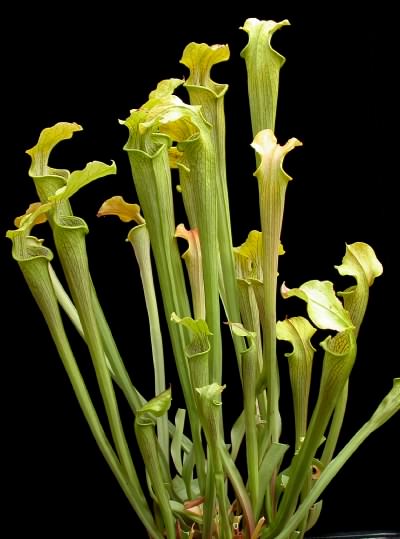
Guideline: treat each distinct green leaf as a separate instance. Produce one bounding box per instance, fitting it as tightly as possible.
[175,224,205,320]
[256,442,289,519]
[7,202,54,269]
[148,78,184,100]
[336,242,383,286]
[252,130,302,190]
[230,411,245,462]
[171,408,186,475]
[219,443,256,535]
[25,123,117,227]
[271,329,357,535]
[241,18,290,135]
[195,383,230,537]
[181,42,229,98]
[251,129,301,442]
[8,224,161,539]
[13,201,49,228]
[269,380,400,539]
[229,322,257,341]
[170,314,210,336]
[305,500,323,532]
[25,126,154,507]
[234,277,264,375]
[319,329,357,409]
[50,161,116,202]
[171,476,201,507]
[195,383,225,405]
[232,232,266,378]
[181,40,244,382]
[234,230,284,282]
[368,378,400,432]
[182,446,196,500]
[26,121,82,178]
[276,316,316,448]
[9,234,54,264]
[234,230,262,281]
[281,280,354,332]
[138,387,172,418]
[276,316,316,357]
[242,342,259,508]
[335,242,383,333]
[125,78,222,387]
[128,222,168,457]
[171,475,187,502]
[122,89,207,489]
[169,498,203,525]
[122,78,202,154]
[134,419,176,539]
[7,201,53,240]
[171,312,212,357]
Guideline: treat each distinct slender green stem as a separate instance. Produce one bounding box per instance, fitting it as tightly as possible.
[266,411,398,539]
[243,22,288,448]
[135,421,176,539]
[90,285,144,411]
[260,241,280,445]
[129,224,169,459]
[48,263,84,338]
[189,349,214,538]
[253,133,301,445]
[17,255,160,538]
[183,135,222,385]
[181,42,245,374]
[125,146,206,491]
[243,344,259,509]
[297,471,313,538]
[53,222,138,489]
[214,466,231,539]
[51,262,143,409]
[255,442,288,521]
[202,457,217,539]
[48,236,145,417]
[277,316,316,452]
[196,385,231,538]
[321,381,349,466]
[235,279,268,429]
[219,443,256,536]
[265,331,357,537]
[236,279,263,378]
[49,265,195,456]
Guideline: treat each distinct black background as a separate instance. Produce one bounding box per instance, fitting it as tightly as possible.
[2,3,399,536]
